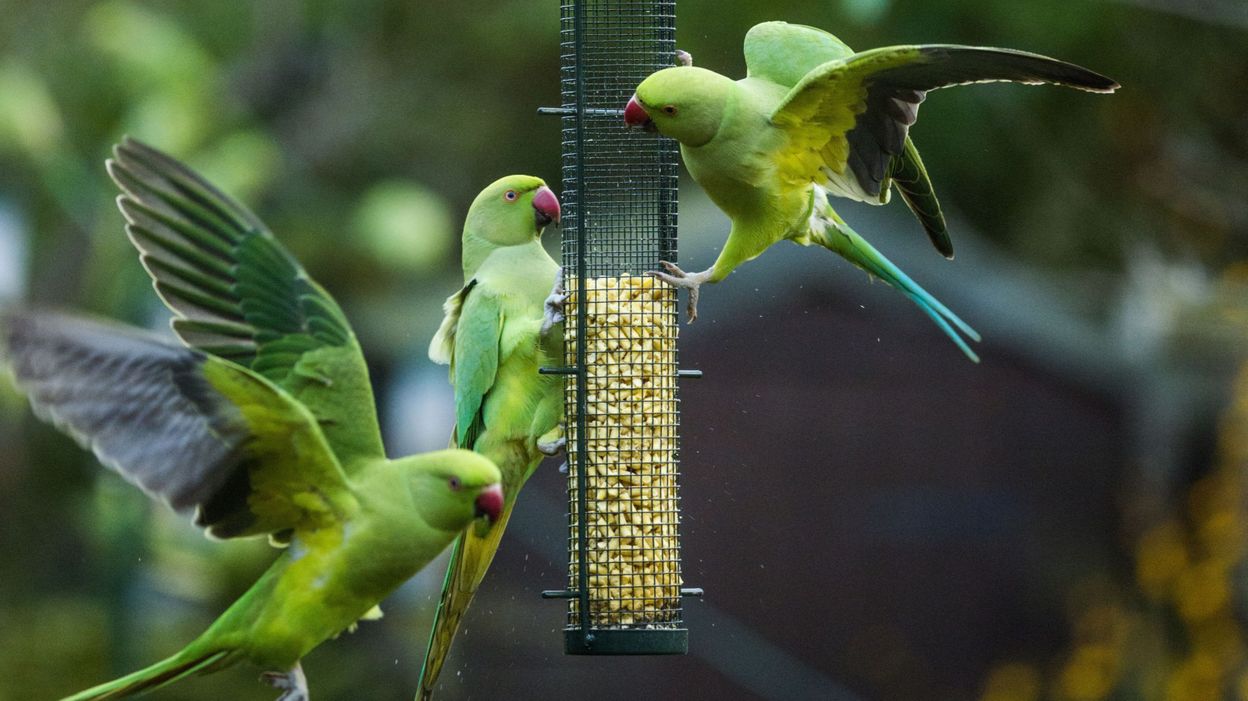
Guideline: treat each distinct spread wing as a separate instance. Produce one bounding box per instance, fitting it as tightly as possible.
[429,282,502,450]
[745,24,954,256]
[106,137,384,465]
[770,45,1119,203]
[743,21,852,87]
[2,312,357,539]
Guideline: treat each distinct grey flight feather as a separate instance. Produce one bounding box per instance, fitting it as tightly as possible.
[1,312,248,513]
[788,45,1120,200]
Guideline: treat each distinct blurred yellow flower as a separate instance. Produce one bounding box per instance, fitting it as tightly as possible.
[1174,559,1231,623]
[1165,653,1221,701]
[1058,643,1120,701]
[1136,520,1189,601]
[980,662,1041,701]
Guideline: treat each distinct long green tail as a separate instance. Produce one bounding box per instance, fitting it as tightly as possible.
[61,648,231,701]
[418,500,519,700]
[811,190,980,362]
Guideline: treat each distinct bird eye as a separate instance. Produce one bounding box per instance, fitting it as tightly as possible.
[504,190,518,201]
[662,105,678,116]
[448,476,462,492]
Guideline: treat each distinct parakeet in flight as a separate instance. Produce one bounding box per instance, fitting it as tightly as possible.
[418,175,565,698]
[624,21,1119,361]
[0,138,506,701]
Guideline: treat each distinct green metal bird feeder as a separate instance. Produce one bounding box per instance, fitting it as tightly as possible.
[539,0,702,655]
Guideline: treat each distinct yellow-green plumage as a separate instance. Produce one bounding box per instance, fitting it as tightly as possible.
[420,175,563,699]
[630,21,1118,361]
[0,139,507,701]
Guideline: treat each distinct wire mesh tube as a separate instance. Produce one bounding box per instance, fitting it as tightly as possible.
[566,276,680,628]
[547,0,692,654]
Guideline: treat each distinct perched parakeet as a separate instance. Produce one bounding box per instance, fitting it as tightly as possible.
[624,21,1119,361]
[0,138,506,701]
[418,176,564,698]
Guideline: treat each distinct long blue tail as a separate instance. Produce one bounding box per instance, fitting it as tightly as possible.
[811,195,980,362]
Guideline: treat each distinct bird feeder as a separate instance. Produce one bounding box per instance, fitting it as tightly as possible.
[539,0,701,655]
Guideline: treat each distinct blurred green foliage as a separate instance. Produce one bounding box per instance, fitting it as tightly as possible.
[1,1,1245,700]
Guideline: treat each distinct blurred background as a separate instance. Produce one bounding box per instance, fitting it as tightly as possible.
[1,1,1245,699]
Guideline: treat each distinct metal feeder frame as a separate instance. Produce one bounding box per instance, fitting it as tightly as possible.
[539,0,702,655]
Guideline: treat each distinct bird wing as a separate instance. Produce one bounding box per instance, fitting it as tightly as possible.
[106,137,384,466]
[743,21,853,87]
[770,44,1118,202]
[443,283,503,450]
[743,26,954,256]
[2,312,357,539]
[428,280,474,367]
[418,284,509,700]
[889,137,953,258]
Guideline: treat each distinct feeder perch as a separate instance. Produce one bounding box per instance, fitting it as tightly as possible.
[539,0,702,655]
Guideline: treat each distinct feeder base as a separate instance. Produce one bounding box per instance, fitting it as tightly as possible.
[564,628,688,655]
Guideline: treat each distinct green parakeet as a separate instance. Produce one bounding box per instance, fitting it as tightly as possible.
[418,176,564,699]
[624,21,1119,361]
[0,138,506,701]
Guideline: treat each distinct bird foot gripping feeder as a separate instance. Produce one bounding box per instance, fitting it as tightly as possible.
[539,0,702,655]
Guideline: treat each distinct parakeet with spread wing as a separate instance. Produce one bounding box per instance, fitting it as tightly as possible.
[418,175,564,699]
[625,21,1118,361]
[0,138,506,701]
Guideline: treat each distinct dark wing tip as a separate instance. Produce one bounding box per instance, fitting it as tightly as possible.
[924,225,954,259]
[109,138,158,187]
[104,159,137,207]
[911,45,1121,94]
[116,134,155,159]
[918,211,954,259]
[111,194,132,223]
[1038,60,1120,94]
[1096,77,1121,93]
[1072,68,1120,94]
[111,136,141,168]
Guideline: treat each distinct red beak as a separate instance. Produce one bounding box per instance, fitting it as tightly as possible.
[475,483,504,524]
[624,94,653,129]
[532,185,561,228]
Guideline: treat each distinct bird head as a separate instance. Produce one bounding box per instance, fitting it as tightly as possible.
[625,66,732,148]
[464,174,561,247]
[408,449,505,534]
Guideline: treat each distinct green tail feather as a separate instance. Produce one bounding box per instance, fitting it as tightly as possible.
[889,137,953,259]
[813,198,980,362]
[61,649,231,701]
[418,535,466,701]
[418,502,518,700]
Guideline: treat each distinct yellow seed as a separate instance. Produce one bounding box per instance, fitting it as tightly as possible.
[564,275,683,627]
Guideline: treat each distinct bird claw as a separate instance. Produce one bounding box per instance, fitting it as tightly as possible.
[675,49,693,67]
[541,267,567,337]
[645,261,710,323]
[261,664,309,701]
[537,427,566,456]
[538,436,566,456]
